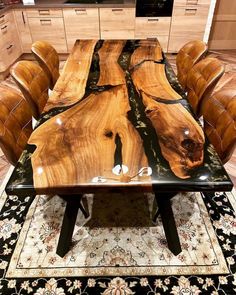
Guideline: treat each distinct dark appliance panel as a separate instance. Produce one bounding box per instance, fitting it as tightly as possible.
[136,0,174,17]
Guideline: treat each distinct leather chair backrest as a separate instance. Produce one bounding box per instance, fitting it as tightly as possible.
[0,84,33,166]
[176,40,207,90]
[186,57,225,116]
[201,88,236,164]
[10,61,50,120]
[31,40,60,90]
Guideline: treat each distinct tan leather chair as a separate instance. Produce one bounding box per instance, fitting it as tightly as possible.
[199,87,236,219]
[10,60,50,120]
[176,40,208,90]
[31,41,60,90]
[0,84,33,166]
[186,57,225,117]
[201,88,236,164]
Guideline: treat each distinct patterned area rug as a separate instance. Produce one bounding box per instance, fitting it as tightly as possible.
[0,170,236,294]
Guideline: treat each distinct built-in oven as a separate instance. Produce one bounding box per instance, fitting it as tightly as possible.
[136,0,174,17]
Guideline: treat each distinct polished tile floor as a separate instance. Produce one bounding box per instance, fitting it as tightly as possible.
[0,49,235,187]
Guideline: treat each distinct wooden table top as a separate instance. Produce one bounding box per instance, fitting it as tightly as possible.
[6,40,233,196]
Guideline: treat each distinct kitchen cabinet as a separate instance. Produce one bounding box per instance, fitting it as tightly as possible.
[0,11,21,72]
[63,8,99,51]
[26,8,67,53]
[135,17,171,52]
[100,8,135,39]
[14,10,32,53]
[208,0,236,49]
[168,0,211,52]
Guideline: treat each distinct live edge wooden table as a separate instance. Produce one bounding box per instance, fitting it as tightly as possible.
[5,39,233,258]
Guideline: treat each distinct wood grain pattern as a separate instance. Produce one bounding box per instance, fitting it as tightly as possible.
[142,93,205,178]
[130,39,163,69]
[132,61,182,100]
[44,40,97,112]
[131,58,205,178]
[97,40,126,86]
[29,85,149,191]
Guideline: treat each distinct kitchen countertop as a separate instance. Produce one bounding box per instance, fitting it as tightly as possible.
[0,0,135,13]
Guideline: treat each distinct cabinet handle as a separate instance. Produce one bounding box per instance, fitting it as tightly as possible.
[1,25,7,33]
[0,15,5,24]
[186,0,198,4]
[185,8,197,15]
[22,11,25,24]
[40,19,52,25]
[6,44,13,50]
[38,9,50,15]
[112,8,123,12]
[148,18,159,22]
[75,9,87,15]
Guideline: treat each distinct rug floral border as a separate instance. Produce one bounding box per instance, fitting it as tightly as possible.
[0,187,236,294]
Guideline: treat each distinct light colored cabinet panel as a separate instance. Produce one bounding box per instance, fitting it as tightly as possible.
[172,4,209,17]
[0,41,21,72]
[0,13,16,45]
[173,0,211,7]
[0,11,13,25]
[168,5,209,52]
[209,21,236,49]
[14,10,33,53]
[28,17,67,53]
[100,8,135,39]
[135,17,171,37]
[0,11,21,72]
[26,8,63,18]
[63,8,99,51]
[209,0,236,49]
[135,17,170,52]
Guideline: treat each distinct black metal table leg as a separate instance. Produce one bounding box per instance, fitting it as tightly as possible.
[155,192,182,256]
[56,198,80,257]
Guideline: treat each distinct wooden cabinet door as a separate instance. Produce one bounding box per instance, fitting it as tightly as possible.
[0,11,21,72]
[28,17,67,53]
[168,5,209,52]
[14,10,32,53]
[63,8,99,51]
[208,0,236,49]
[100,8,135,39]
[173,0,211,6]
[135,17,171,51]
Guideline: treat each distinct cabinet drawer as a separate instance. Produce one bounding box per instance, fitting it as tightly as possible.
[28,17,67,53]
[135,17,171,37]
[168,34,204,52]
[173,0,211,6]
[14,10,33,53]
[0,20,16,47]
[100,8,135,39]
[26,9,63,18]
[0,41,21,72]
[0,11,13,25]
[172,5,209,17]
[63,8,99,50]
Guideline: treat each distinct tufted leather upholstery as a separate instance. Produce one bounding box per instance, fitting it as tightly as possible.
[186,57,225,117]
[200,88,236,164]
[0,84,33,166]
[10,61,50,120]
[31,41,60,90]
[176,40,208,90]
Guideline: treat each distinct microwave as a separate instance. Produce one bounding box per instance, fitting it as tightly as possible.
[136,0,174,17]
